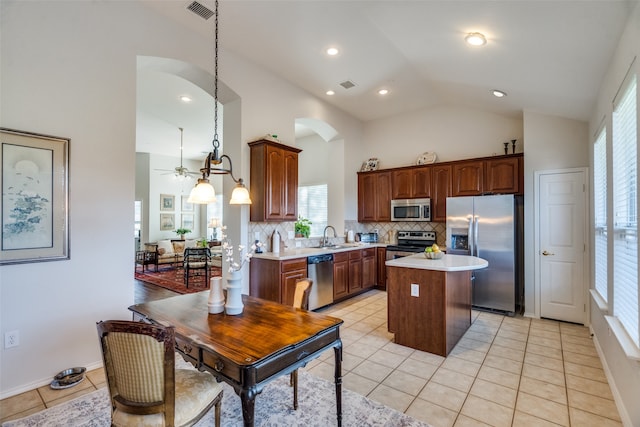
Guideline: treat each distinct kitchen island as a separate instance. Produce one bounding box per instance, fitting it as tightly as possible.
[386,254,487,356]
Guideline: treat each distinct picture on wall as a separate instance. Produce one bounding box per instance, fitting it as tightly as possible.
[181,195,193,212]
[1,128,69,265]
[160,213,175,231]
[181,214,194,230]
[160,194,174,211]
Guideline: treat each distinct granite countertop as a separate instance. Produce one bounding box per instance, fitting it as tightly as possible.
[385,253,488,272]
[252,243,387,261]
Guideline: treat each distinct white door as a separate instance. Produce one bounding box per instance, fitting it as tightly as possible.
[538,169,587,324]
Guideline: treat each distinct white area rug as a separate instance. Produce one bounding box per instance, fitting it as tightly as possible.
[3,369,431,427]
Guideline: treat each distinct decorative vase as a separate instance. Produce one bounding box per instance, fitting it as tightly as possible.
[225,270,244,315]
[208,276,225,314]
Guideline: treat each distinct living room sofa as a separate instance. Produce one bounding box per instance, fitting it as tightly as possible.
[136,239,222,272]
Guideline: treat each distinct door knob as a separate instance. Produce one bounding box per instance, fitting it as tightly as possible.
[542,250,555,256]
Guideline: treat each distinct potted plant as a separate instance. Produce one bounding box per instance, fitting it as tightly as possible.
[294,216,312,238]
[175,228,191,240]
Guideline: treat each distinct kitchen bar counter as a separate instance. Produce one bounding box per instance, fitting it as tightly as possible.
[386,254,488,356]
[385,253,487,271]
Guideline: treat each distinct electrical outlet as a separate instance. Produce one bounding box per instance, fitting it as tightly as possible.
[410,283,419,297]
[5,330,19,348]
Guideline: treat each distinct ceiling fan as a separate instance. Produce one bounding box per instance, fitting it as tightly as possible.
[155,127,201,179]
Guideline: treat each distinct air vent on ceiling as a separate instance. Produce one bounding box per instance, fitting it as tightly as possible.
[187,1,214,20]
[340,80,356,89]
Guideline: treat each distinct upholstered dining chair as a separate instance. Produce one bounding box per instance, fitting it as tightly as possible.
[290,278,313,410]
[96,320,223,427]
[183,247,211,288]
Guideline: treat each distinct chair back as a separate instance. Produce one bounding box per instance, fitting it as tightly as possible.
[293,278,313,310]
[184,247,210,263]
[97,320,176,422]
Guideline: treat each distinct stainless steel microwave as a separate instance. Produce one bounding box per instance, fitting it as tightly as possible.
[391,198,431,222]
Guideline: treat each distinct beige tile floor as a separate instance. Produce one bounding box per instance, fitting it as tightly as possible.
[0,289,623,426]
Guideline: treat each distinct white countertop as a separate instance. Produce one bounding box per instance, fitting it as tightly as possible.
[385,253,488,271]
[251,243,385,261]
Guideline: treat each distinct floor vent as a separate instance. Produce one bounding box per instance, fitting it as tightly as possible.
[187,1,214,20]
[340,80,356,89]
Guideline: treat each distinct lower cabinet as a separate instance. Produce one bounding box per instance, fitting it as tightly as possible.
[376,247,387,290]
[249,257,307,305]
[334,249,376,302]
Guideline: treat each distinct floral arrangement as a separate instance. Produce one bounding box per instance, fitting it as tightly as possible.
[220,226,262,273]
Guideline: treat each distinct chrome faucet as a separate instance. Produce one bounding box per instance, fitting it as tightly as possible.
[322,225,337,247]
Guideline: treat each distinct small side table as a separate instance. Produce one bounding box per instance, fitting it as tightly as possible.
[135,250,158,272]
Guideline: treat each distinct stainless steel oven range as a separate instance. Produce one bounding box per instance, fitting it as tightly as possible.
[385,230,436,260]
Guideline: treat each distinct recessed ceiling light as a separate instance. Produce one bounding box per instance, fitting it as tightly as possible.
[180,95,192,102]
[492,89,507,98]
[378,89,389,96]
[465,32,487,46]
[326,90,335,96]
[326,47,339,56]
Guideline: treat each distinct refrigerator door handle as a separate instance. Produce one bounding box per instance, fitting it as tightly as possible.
[467,216,474,256]
[473,215,479,257]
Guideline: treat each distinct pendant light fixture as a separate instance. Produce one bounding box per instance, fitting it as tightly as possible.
[188,0,251,205]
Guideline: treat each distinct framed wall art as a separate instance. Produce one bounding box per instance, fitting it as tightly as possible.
[1,128,70,265]
[181,195,193,212]
[160,213,175,231]
[160,194,174,211]
[181,214,194,230]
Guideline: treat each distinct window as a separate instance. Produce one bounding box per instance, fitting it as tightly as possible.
[593,127,608,302]
[298,184,328,237]
[612,75,638,347]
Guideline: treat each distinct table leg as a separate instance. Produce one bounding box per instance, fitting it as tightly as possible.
[334,340,343,427]
[240,387,257,427]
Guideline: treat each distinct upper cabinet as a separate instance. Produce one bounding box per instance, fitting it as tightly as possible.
[431,165,452,222]
[249,139,302,222]
[358,171,391,222]
[391,168,431,199]
[452,160,484,197]
[357,153,523,223]
[485,156,521,195]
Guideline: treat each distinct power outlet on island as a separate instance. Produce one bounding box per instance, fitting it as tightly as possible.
[410,283,419,297]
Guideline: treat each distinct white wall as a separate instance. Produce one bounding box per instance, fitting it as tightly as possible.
[362,105,524,169]
[587,2,640,425]
[0,0,363,397]
[521,112,589,318]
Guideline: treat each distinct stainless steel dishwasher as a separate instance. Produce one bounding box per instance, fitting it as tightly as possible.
[307,254,334,310]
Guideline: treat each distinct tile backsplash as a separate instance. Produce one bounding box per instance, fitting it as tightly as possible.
[248,221,446,252]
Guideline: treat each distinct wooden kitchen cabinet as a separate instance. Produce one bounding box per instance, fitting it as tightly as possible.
[362,248,376,289]
[249,139,302,222]
[249,257,307,305]
[349,250,363,294]
[333,252,349,300]
[358,171,391,222]
[431,165,452,222]
[452,160,484,197]
[391,167,431,199]
[376,247,387,290]
[485,156,521,195]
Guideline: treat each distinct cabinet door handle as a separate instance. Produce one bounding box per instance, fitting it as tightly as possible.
[542,250,555,256]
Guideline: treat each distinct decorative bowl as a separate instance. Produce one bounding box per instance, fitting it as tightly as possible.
[424,251,444,259]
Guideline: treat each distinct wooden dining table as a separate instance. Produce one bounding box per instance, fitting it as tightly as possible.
[129,292,343,427]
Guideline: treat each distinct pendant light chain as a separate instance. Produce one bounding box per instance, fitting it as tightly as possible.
[212,0,220,150]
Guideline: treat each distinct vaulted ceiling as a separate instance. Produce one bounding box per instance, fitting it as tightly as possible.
[137,0,634,160]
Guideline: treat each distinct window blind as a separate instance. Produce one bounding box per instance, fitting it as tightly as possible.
[612,75,638,347]
[298,184,328,238]
[594,127,608,302]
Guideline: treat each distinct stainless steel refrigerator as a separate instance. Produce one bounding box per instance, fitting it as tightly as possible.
[446,195,523,314]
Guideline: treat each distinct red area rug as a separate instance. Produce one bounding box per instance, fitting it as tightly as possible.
[134,264,222,294]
